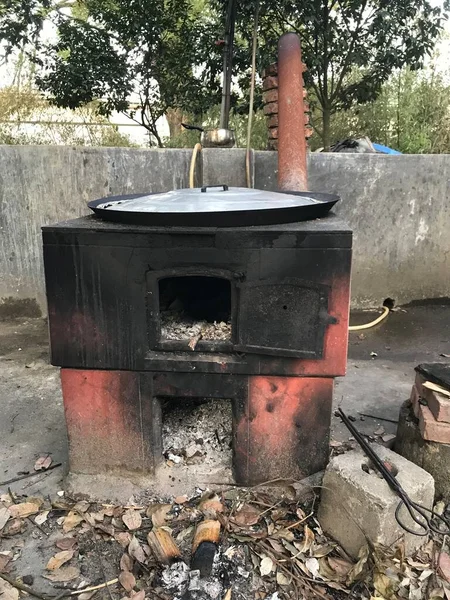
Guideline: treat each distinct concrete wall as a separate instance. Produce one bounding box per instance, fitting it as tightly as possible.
[1,145,449,316]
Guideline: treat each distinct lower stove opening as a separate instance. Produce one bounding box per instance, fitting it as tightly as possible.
[161,397,233,482]
[159,276,232,347]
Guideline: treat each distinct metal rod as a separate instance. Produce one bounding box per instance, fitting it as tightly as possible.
[277,33,308,191]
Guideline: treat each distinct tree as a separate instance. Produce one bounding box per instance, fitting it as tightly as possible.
[219,0,449,149]
[316,64,450,154]
[0,0,223,146]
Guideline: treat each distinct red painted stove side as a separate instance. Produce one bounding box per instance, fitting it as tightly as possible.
[61,369,155,475]
[234,376,333,484]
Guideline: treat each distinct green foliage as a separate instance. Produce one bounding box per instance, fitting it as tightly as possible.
[1,0,448,150]
[220,0,449,148]
[308,65,450,154]
[0,84,136,146]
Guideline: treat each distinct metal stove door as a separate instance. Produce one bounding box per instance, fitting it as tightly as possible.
[234,278,336,358]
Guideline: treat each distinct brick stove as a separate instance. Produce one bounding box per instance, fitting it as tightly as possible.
[42,33,352,490]
[43,211,351,486]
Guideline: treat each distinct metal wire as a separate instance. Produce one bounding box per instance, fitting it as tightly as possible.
[338,408,450,536]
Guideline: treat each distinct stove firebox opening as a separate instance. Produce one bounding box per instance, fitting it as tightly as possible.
[161,397,233,480]
[159,276,232,344]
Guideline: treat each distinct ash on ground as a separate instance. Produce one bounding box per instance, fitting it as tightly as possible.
[161,311,232,343]
[161,546,256,600]
[162,398,232,470]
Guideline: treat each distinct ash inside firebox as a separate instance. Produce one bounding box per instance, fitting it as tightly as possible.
[159,276,232,345]
[161,311,232,343]
[162,398,233,471]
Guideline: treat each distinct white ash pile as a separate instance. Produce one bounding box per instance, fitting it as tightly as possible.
[161,311,232,345]
[162,398,232,469]
[161,547,250,600]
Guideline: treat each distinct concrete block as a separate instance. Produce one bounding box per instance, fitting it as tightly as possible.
[396,400,450,501]
[419,403,450,443]
[318,443,435,558]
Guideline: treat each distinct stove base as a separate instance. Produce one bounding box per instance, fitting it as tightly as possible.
[61,369,334,487]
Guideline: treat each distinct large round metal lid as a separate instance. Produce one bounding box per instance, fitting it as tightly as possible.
[88,185,339,227]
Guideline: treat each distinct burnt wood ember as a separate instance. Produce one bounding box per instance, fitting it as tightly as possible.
[43,213,352,487]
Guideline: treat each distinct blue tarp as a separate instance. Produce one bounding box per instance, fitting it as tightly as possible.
[373,143,402,155]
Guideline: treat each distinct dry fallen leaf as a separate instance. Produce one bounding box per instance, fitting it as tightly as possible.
[276,571,291,586]
[0,553,12,574]
[306,557,320,579]
[96,523,115,537]
[119,570,136,592]
[131,591,145,600]
[120,554,134,572]
[232,504,261,527]
[147,504,172,528]
[328,557,354,579]
[374,572,396,599]
[223,589,232,600]
[35,511,50,526]
[296,525,315,554]
[439,552,450,583]
[3,519,24,536]
[73,501,90,513]
[0,507,11,531]
[43,566,80,582]
[175,495,188,505]
[128,536,147,563]
[122,509,142,531]
[199,495,224,515]
[46,550,75,570]
[0,577,19,600]
[34,455,52,471]
[63,511,84,533]
[56,537,77,551]
[9,500,42,519]
[260,556,274,576]
[115,532,133,547]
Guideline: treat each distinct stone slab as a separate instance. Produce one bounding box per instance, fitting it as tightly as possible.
[318,443,435,558]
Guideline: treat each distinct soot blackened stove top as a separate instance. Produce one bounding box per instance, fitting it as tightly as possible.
[43,203,352,486]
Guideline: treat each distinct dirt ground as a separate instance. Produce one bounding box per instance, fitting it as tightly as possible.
[0,304,449,597]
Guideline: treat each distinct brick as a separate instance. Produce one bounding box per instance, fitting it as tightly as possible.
[427,390,450,423]
[263,102,278,116]
[396,400,450,501]
[268,127,278,140]
[267,114,278,128]
[419,403,450,443]
[262,63,278,78]
[318,445,434,558]
[263,89,278,104]
[263,76,278,91]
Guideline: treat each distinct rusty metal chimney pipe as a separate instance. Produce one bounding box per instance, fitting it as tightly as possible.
[277,33,308,192]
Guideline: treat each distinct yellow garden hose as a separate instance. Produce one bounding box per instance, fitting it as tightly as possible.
[189,142,202,189]
[349,306,390,331]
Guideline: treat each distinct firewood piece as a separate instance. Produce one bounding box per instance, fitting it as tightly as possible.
[147,528,181,565]
[191,520,221,578]
[191,542,217,578]
[192,520,221,554]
